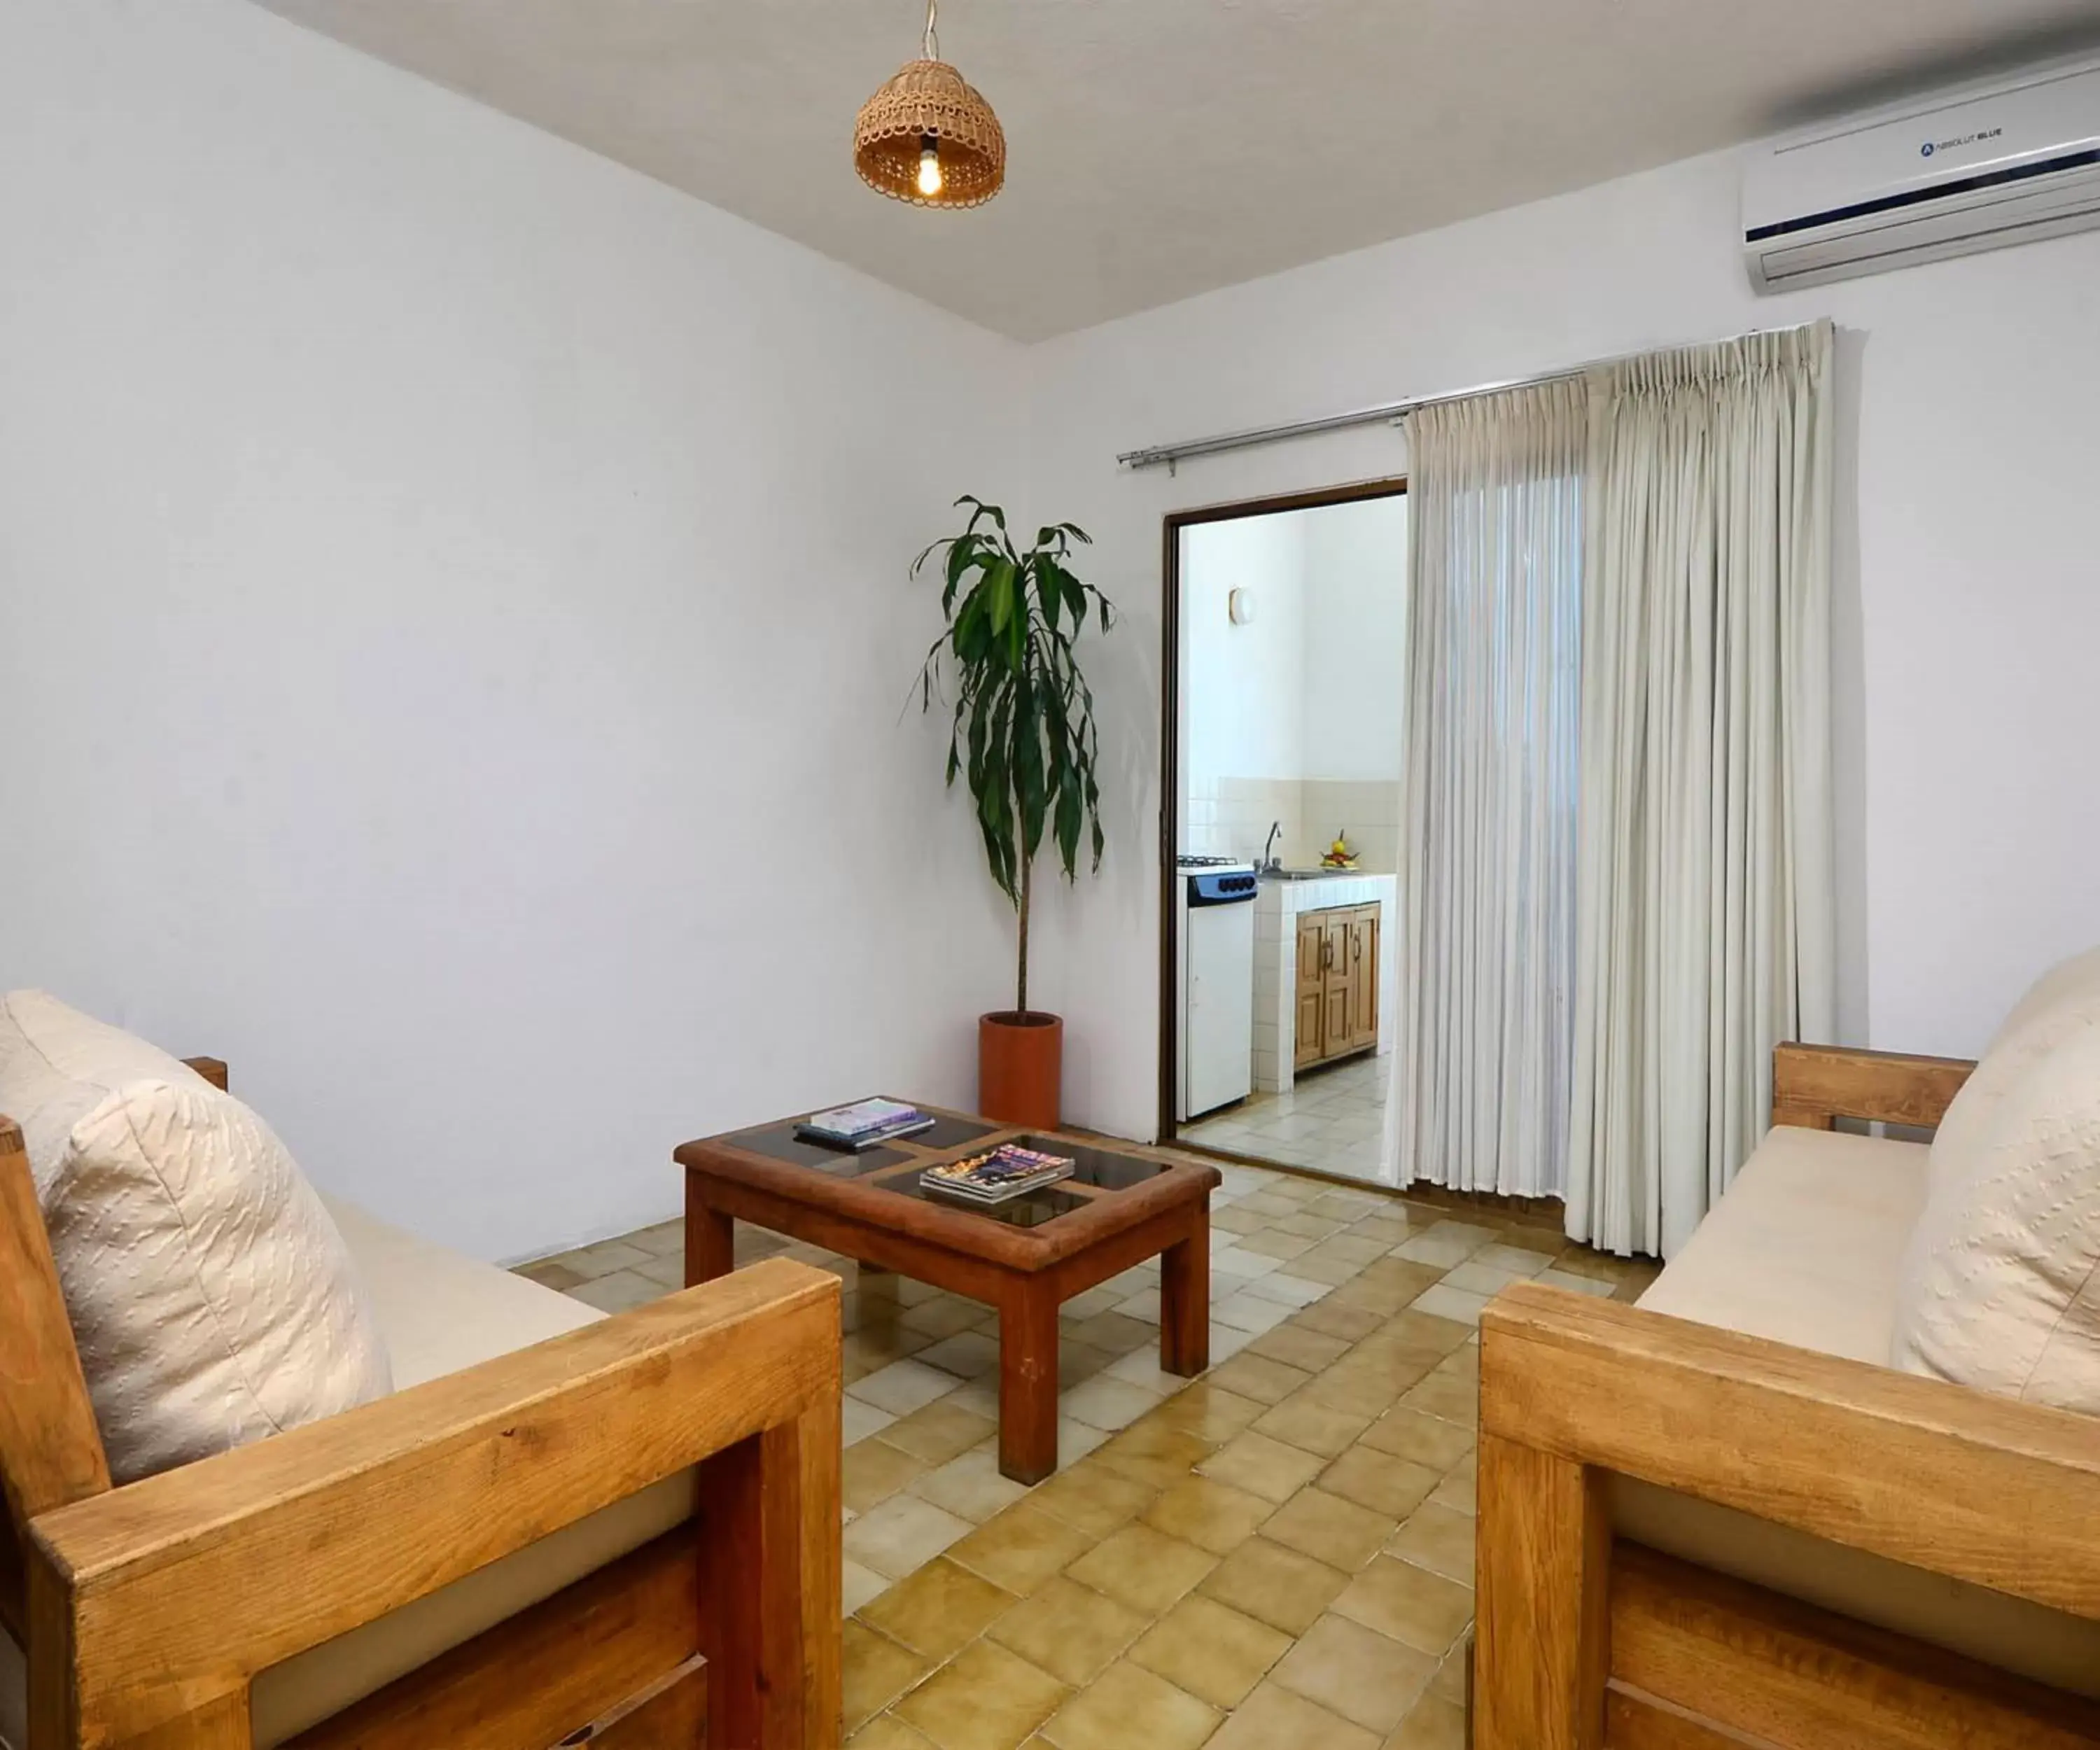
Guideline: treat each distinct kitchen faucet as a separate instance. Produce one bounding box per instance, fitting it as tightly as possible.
[1261,821,1282,873]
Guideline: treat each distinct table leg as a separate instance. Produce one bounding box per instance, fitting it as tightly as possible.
[1160,1218,1210,1376]
[998,1287,1060,1485]
[686,1181,735,1287]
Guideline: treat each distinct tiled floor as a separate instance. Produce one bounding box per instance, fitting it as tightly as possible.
[519,1160,1660,1750]
[1181,1054,1392,1184]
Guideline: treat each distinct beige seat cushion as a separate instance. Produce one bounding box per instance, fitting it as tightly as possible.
[0,991,391,1483]
[1621,1121,2100,1700]
[248,1200,694,1748]
[0,1201,692,1750]
[1633,1124,1930,1362]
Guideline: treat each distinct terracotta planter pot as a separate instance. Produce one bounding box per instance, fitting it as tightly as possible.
[978,1011,1063,1128]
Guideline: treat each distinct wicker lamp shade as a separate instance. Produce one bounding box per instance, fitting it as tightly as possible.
[854,57,1005,209]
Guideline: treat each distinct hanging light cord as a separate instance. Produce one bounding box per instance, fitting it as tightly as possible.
[923,0,940,61]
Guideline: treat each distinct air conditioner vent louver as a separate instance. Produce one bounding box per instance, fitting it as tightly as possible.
[1744,58,2100,293]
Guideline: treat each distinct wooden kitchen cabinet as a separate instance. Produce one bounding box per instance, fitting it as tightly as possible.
[1294,902,1380,1068]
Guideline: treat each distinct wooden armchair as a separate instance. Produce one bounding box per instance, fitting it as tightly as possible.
[0,1060,841,1750]
[1474,1044,2100,1749]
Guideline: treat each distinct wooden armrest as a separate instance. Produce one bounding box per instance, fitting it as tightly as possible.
[181,1056,230,1091]
[1770,1041,1975,1132]
[1479,1282,2100,1618]
[29,1257,841,1748]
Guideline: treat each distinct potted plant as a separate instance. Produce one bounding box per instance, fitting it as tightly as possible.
[915,497,1114,1127]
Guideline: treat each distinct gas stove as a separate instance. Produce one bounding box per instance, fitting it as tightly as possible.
[1175,854,1255,873]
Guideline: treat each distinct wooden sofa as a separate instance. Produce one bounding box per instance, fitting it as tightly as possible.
[0,1058,841,1750]
[1475,1043,2100,1750]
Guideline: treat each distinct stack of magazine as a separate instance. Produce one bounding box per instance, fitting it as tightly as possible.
[922,1143,1074,1205]
[795,1098,936,1152]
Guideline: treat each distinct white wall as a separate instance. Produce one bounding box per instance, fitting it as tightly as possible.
[1299,496,1408,784]
[0,0,1027,1260]
[1180,514,1309,788]
[1023,144,2100,1143]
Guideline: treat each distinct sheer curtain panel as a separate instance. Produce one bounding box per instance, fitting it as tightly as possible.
[1391,381,1586,1198]
[1564,320,1837,1258]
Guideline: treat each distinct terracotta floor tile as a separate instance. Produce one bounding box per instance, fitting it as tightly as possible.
[949,1504,1099,1597]
[1246,1323,1352,1373]
[1203,1352,1313,1407]
[1148,1382,1266,1442]
[845,1439,934,1515]
[1271,1612,1438,1734]
[1298,1362,1413,1420]
[1333,1555,1476,1656]
[1023,1460,1159,1537]
[844,1558,891,1616]
[1253,1392,1376,1459]
[1040,1658,1222,1750]
[902,1296,993,1341]
[1128,1592,1293,1709]
[1429,1465,1477,1515]
[1362,1310,1473,1366]
[883,1400,1000,1466]
[1273,1211,1347,1240]
[858,1556,1018,1660]
[1212,1205,1268,1236]
[915,1330,1001,1380]
[911,1446,1032,1524]
[1282,1249,1378,1287]
[1091,1420,1217,1490]
[1143,1474,1275,1555]
[843,1621,932,1735]
[846,1713,942,1750]
[1200,1430,1330,1504]
[515,1258,586,1292]
[988,1573,1151,1688]
[1320,1448,1442,1520]
[1200,1537,1350,1637]
[845,1493,976,1581]
[1261,1488,1396,1572]
[1397,1371,1477,1427]
[1384,1503,1475,1584]
[1065,1521,1219,1615]
[1358,1409,1475,1472]
[1381,1695,1467,1749]
[1203,1679,1382,1750]
[1429,1643,1470,1703]
[894,1638,1068,1750]
[1057,1341,1118,1388]
[1067,1309,1157,1356]
[1292,1301,1387,1343]
[853,1356,964,1415]
[1060,1374,1169,1434]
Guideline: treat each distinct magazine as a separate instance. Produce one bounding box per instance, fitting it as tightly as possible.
[922,1143,1074,1204]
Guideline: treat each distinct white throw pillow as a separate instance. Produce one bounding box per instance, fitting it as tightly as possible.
[0,990,391,1483]
[1928,983,2100,1196]
[1891,1010,2100,1413]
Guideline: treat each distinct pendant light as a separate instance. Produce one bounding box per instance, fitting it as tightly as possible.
[853,0,1005,209]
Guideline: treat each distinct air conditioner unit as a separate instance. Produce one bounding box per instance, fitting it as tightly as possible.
[1744,57,2100,293]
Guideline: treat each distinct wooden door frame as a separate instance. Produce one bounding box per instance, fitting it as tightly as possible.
[1157,476,1408,1147]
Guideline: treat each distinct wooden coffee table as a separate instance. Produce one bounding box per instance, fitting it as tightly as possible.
[676,1105,1221,1483]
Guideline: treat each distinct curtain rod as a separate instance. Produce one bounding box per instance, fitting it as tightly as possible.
[1114,321,1820,473]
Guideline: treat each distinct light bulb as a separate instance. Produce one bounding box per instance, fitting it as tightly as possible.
[918,139,943,197]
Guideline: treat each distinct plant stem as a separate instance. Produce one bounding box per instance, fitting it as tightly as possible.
[1016,848,1031,1019]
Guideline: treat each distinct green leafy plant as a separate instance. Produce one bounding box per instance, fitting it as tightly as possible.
[916,496,1114,1018]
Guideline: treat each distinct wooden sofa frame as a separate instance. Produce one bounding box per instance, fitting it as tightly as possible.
[0,1058,841,1750]
[1476,1042,2100,1750]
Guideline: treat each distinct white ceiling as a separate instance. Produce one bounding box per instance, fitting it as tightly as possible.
[253,0,2100,340]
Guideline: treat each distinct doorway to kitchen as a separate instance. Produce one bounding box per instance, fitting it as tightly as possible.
[1158,478,1408,1186]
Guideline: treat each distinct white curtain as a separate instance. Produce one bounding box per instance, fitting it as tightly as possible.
[1564,321,1837,1257]
[1391,380,1586,1197]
